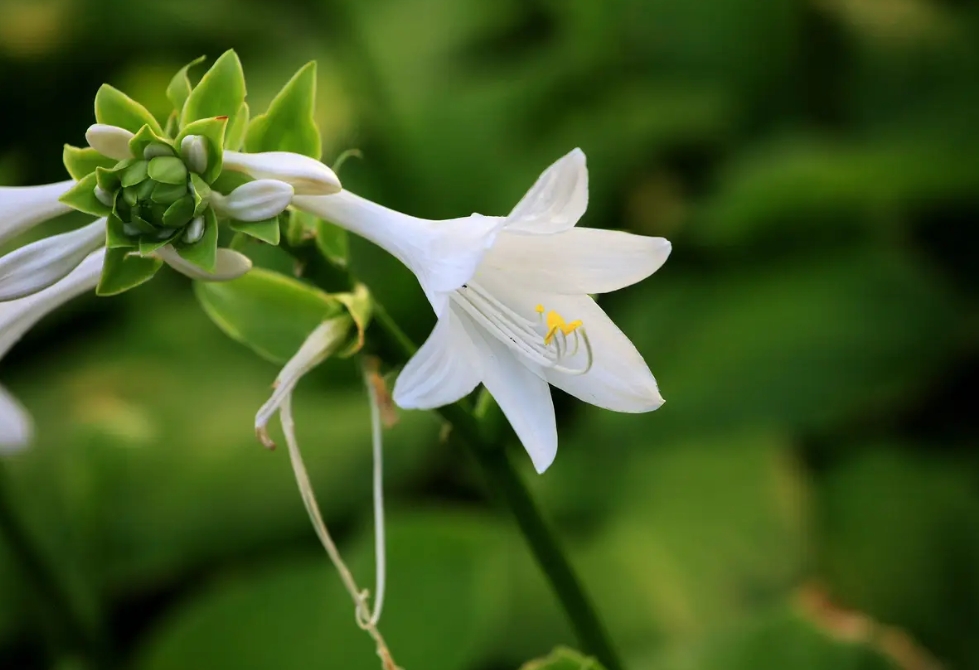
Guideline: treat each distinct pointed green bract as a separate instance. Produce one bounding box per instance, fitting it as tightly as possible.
[139,230,180,256]
[315,217,349,267]
[148,156,188,185]
[175,209,218,271]
[229,217,280,245]
[59,172,111,218]
[194,267,344,364]
[180,50,246,136]
[190,174,211,215]
[245,61,321,159]
[166,55,206,118]
[176,116,228,183]
[63,145,116,180]
[129,124,175,160]
[335,283,373,357]
[162,195,195,228]
[225,101,250,151]
[105,215,136,249]
[97,247,163,296]
[94,84,164,135]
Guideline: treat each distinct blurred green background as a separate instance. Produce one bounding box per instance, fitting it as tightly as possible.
[1,0,978,668]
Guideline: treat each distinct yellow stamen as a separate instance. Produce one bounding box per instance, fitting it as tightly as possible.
[543,310,582,345]
[535,304,545,314]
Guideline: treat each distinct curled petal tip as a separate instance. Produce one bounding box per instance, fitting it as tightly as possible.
[223,150,341,196]
[256,426,277,450]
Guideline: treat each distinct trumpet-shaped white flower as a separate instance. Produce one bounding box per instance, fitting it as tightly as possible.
[0,181,75,246]
[0,218,106,301]
[390,149,671,473]
[292,192,505,315]
[0,248,104,452]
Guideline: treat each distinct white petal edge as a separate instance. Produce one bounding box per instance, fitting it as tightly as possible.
[540,293,663,413]
[0,181,75,246]
[223,151,342,196]
[480,228,671,295]
[0,385,32,453]
[505,148,588,235]
[293,191,505,315]
[0,219,107,302]
[392,304,482,409]
[156,246,253,282]
[85,124,135,161]
[461,315,558,474]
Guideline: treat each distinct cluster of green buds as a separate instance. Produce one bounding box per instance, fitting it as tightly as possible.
[54,50,340,294]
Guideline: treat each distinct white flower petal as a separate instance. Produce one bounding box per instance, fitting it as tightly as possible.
[505,148,588,235]
[0,219,106,301]
[480,228,671,295]
[210,179,295,222]
[293,191,505,314]
[0,248,104,359]
[393,304,482,409]
[85,124,135,161]
[0,181,75,246]
[0,384,32,453]
[464,318,558,473]
[540,293,663,413]
[157,246,252,282]
[223,151,342,196]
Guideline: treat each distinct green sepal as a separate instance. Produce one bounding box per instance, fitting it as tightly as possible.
[315,217,349,268]
[148,156,188,185]
[126,212,157,235]
[225,101,249,151]
[94,84,164,135]
[129,124,175,160]
[175,208,218,271]
[59,172,111,217]
[190,174,211,215]
[62,145,115,181]
[120,160,149,188]
[162,195,196,228]
[152,181,188,204]
[193,266,345,364]
[166,55,206,119]
[229,217,280,245]
[180,50,246,133]
[95,164,125,193]
[245,61,321,159]
[97,247,163,296]
[334,283,373,357]
[209,169,251,195]
[176,116,228,183]
[105,214,137,249]
[139,230,181,256]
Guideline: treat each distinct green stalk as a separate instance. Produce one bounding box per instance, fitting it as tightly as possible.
[285,241,624,670]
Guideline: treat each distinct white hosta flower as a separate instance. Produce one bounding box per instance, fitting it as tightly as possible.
[210,179,295,222]
[223,150,341,196]
[292,193,505,315]
[85,124,135,160]
[0,218,106,301]
[0,181,75,246]
[0,248,104,452]
[392,149,670,473]
[155,245,253,282]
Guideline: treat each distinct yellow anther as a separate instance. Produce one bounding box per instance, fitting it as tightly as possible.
[535,304,545,314]
[562,319,583,335]
[543,310,582,345]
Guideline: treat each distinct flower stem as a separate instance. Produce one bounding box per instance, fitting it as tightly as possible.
[0,465,111,666]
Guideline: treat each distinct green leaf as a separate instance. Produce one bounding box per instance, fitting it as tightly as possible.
[139,231,180,256]
[162,195,195,228]
[120,161,149,188]
[334,283,373,357]
[175,209,218,271]
[225,101,250,151]
[520,648,606,670]
[190,174,211,215]
[94,84,164,135]
[165,55,206,118]
[229,217,280,245]
[59,173,111,217]
[128,125,175,161]
[62,145,116,181]
[315,217,349,267]
[105,214,136,249]
[180,50,246,134]
[209,169,251,195]
[95,164,125,193]
[193,267,344,363]
[245,61,321,159]
[176,116,228,183]
[148,156,188,185]
[284,208,314,247]
[151,181,188,204]
[97,247,162,296]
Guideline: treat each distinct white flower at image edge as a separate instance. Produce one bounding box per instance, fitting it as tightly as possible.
[296,150,670,473]
[0,248,105,452]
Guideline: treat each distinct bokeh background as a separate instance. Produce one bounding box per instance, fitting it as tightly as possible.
[1,0,978,668]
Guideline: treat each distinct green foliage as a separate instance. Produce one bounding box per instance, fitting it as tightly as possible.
[176,116,228,183]
[229,217,280,245]
[62,146,116,181]
[96,247,162,296]
[194,267,345,364]
[521,648,606,670]
[245,62,322,159]
[166,55,206,118]
[58,172,111,218]
[180,50,247,138]
[94,84,164,135]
